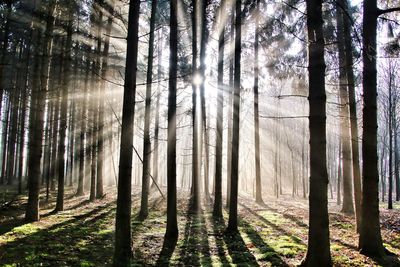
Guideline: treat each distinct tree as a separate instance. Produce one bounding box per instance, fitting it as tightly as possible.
[336,1,354,215]
[55,8,73,213]
[25,1,57,222]
[213,0,225,218]
[301,0,332,265]
[77,58,90,196]
[253,0,263,205]
[165,0,179,240]
[113,0,141,265]
[140,0,158,220]
[341,0,361,231]
[191,0,201,213]
[358,0,400,258]
[227,0,241,233]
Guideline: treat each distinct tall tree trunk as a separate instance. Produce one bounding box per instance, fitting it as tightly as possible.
[253,0,263,204]
[89,67,97,201]
[388,64,393,210]
[191,0,201,213]
[151,29,162,191]
[113,0,141,264]
[213,1,225,218]
[301,0,332,265]
[95,10,104,199]
[358,0,386,258]
[140,0,157,219]
[336,2,354,214]
[227,0,241,233]
[342,0,361,231]
[26,0,56,221]
[226,9,234,208]
[77,60,90,196]
[165,0,178,240]
[55,14,73,213]
[199,0,210,202]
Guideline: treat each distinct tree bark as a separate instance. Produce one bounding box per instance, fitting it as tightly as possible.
[358,0,386,258]
[342,0,361,231]
[336,2,354,214]
[140,0,157,219]
[213,0,225,218]
[301,0,332,265]
[55,14,73,213]
[253,0,263,205]
[113,0,141,264]
[227,0,241,233]
[165,0,179,240]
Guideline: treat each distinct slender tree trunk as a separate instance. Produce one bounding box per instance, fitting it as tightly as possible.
[226,10,234,208]
[140,0,157,219]
[227,0,241,233]
[213,1,225,218]
[165,0,179,240]
[191,0,201,213]
[336,2,354,214]
[199,0,210,203]
[77,60,90,196]
[113,0,141,264]
[341,0,362,232]
[337,142,342,205]
[95,10,104,199]
[387,65,394,210]
[151,29,162,191]
[301,0,332,265]
[253,0,263,204]
[55,15,72,213]
[1,98,10,183]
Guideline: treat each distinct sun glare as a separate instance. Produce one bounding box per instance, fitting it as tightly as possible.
[193,73,203,86]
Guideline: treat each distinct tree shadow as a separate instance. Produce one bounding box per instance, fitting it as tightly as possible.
[210,216,230,265]
[239,202,305,246]
[156,237,178,266]
[0,201,116,266]
[254,200,308,228]
[177,207,212,266]
[223,226,259,266]
[240,220,288,266]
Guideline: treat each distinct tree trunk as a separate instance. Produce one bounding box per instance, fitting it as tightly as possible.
[358,0,385,258]
[113,0,141,264]
[227,0,241,233]
[301,0,332,265]
[140,0,157,219]
[55,15,73,213]
[165,0,179,240]
[226,9,234,208]
[213,1,225,218]
[336,2,354,214]
[341,0,362,232]
[77,60,90,196]
[95,10,104,199]
[191,0,201,213]
[388,63,393,210]
[26,0,56,221]
[253,0,263,204]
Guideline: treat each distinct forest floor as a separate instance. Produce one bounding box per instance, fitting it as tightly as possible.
[0,187,400,266]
